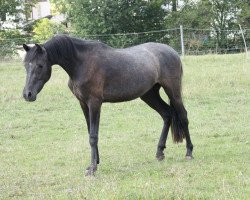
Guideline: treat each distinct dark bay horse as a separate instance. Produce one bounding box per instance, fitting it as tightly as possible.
[22,35,193,176]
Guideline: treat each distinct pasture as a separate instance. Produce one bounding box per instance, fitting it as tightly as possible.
[0,54,249,199]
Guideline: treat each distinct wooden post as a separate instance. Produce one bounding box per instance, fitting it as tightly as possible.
[239,24,248,58]
[180,25,185,56]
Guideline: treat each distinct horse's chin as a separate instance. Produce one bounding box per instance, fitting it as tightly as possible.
[26,96,37,102]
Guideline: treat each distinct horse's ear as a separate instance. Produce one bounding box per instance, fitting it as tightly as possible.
[35,43,45,53]
[23,44,31,52]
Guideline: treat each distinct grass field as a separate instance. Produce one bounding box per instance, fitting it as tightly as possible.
[0,54,249,199]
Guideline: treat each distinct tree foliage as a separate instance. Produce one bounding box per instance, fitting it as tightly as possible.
[33,18,65,43]
[162,0,250,50]
[0,0,37,29]
[1,0,249,52]
[58,0,166,34]
[0,0,20,28]
[67,0,166,47]
[237,0,250,28]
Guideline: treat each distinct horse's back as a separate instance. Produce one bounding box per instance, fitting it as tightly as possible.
[99,43,181,102]
[121,42,181,68]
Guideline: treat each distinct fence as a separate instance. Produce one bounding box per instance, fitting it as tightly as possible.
[82,26,249,56]
[0,26,249,59]
[0,36,32,59]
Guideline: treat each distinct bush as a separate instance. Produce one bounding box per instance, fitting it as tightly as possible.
[33,18,66,43]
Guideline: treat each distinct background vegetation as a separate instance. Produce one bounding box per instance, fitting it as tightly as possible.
[0,0,249,57]
[33,18,66,43]
[0,54,249,199]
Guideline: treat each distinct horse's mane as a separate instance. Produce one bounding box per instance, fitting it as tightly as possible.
[44,35,77,63]
[23,35,75,63]
[24,35,110,63]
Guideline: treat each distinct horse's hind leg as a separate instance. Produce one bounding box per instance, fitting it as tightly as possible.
[172,97,193,159]
[161,80,194,159]
[140,84,172,161]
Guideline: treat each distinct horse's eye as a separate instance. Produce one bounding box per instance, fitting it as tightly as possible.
[38,65,43,69]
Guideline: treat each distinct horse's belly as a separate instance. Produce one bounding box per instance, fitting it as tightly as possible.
[103,89,150,102]
[103,75,156,102]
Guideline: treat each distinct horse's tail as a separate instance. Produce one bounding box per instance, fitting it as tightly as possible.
[170,101,185,143]
[170,63,185,143]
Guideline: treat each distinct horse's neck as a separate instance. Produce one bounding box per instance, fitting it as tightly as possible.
[46,46,77,78]
[57,57,75,77]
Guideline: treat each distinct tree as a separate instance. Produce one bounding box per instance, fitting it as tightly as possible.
[163,0,179,12]
[201,0,250,49]
[164,0,212,29]
[0,0,20,29]
[67,0,166,46]
[172,0,177,11]
[49,0,250,50]
[0,0,37,30]
[237,0,250,28]
[164,0,250,51]
[50,0,69,16]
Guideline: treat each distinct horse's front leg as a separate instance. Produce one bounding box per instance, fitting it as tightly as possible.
[85,98,101,176]
[80,101,90,133]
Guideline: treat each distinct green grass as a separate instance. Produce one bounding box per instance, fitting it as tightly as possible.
[0,54,249,199]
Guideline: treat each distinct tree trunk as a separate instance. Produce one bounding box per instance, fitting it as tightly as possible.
[172,0,177,12]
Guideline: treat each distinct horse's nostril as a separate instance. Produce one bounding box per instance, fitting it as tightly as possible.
[28,92,32,98]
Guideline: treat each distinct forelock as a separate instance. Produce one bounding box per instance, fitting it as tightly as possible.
[24,46,43,63]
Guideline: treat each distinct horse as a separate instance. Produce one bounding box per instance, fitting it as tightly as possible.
[22,35,193,176]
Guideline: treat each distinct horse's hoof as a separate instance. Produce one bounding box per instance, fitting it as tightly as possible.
[156,153,165,161]
[85,165,97,176]
[85,171,94,176]
[185,155,193,160]
[85,168,95,176]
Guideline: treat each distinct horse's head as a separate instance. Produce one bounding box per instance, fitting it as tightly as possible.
[22,44,52,102]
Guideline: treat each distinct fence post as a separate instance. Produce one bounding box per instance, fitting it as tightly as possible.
[180,25,185,56]
[239,24,248,58]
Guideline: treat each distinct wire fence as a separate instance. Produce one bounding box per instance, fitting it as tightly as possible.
[0,26,249,59]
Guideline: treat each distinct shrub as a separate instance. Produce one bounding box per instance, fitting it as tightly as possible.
[33,18,66,43]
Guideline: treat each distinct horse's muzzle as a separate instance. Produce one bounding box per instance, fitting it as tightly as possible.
[23,91,37,102]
